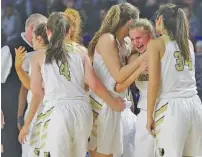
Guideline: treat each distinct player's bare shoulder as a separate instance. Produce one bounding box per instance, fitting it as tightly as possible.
[76,44,88,55]
[32,49,46,66]
[148,37,165,52]
[97,33,116,50]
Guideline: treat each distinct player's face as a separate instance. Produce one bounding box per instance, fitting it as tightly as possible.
[129,28,151,54]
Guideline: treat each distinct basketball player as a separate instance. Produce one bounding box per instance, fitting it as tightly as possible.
[16,13,47,131]
[87,3,149,157]
[18,12,125,157]
[15,23,49,156]
[16,9,82,156]
[146,4,202,157]
[64,8,81,43]
[115,18,155,157]
[15,13,47,157]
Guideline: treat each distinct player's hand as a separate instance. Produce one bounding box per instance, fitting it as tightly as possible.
[15,46,26,69]
[110,97,125,112]
[18,124,29,144]
[146,117,156,137]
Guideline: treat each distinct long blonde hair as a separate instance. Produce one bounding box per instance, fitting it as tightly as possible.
[129,18,155,38]
[64,8,81,43]
[88,3,139,59]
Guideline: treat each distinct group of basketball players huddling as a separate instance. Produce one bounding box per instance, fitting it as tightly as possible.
[13,2,202,157]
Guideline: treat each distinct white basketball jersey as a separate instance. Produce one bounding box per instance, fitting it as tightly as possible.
[159,35,197,99]
[89,37,132,113]
[22,51,35,108]
[41,44,88,102]
[135,71,148,110]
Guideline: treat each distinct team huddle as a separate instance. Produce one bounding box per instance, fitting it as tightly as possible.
[12,2,202,157]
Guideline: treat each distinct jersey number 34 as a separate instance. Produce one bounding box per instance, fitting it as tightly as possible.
[174,51,192,71]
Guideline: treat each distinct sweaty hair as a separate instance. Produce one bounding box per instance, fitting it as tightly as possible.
[33,23,49,45]
[88,3,139,58]
[25,13,47,29]
[45,12,71,64]
[154,4,190,60]
[64,8,81,43]
[129,18,155,38]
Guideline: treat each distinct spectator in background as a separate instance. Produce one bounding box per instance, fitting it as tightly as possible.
[143,0,159,20]
[2,3,21,45]
[89,6,108,35]
[196,41,202,53]
[48,0,76,14]
[195,0,202,35]
[182,5,200,38]
[80,0,93,34]
[63,0,76,8]
[100,7,108,22]
[195,40,202,101]
[127,0,147,17]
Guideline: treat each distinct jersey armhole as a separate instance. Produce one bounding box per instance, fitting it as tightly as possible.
[159,35,170,60]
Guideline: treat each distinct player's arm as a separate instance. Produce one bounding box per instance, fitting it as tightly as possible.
[147,39,161,119]
[83,52,124,112]
[115,53,148,92]
[24,53,44,127]
[17,85,28,130]
[97,33,145,83]
[15,47,30,89]
[16,67,30,90]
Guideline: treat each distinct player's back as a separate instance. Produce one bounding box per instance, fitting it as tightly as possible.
[41,44,88,102]
[159,35,197,99]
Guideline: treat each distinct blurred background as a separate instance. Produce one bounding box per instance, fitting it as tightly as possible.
[2,0,202,49]
[1,0,202,157]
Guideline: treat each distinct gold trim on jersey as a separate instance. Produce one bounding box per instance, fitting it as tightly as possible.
[91,110,99,137]
[44,152,50,157]
[43,119,51,130]
[37,113,43,121]
[59,61,71,81]
[34,148,40,156]
[89,96,101,137]
[40,142,46,149]
[30,139,38,146]
[155,103,168,118]
[154,102,168,147]
[155,116,165,128]
[41,133,47,141]
[90,96,102,111]
[31,131,40,140]
[137,72,149,81]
